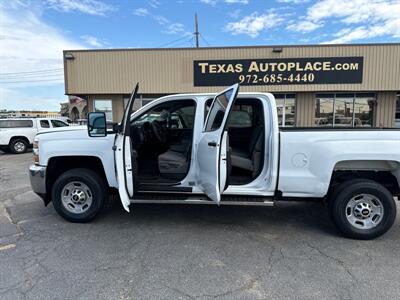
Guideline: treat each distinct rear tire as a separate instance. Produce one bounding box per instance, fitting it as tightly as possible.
[52,168,108,223]
[330,179,396,240]
[9,138,28,154]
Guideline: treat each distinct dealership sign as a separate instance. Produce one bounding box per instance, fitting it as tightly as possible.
[193,57,363,86]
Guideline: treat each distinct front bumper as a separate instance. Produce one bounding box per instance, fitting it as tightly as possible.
[29,164,47,200]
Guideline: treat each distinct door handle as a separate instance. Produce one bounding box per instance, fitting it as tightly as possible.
[208,141,217,147]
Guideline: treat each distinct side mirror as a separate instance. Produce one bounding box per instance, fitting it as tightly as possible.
[87,112,107,137]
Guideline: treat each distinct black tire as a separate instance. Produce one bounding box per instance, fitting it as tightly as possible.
[0,146,10,153]
[330,179,396,240]
[328,178,368,227]
[9,138,28,154]
[52,168,108,223]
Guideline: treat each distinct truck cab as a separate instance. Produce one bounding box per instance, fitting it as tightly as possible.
[106,84,278,212]
[29,84,400,240]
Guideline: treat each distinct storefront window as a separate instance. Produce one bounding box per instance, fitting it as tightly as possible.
[94,100,113,121]
[315,93,374,127]
[124,97,152,109]
[315,94,334,126]
[274,94,296,127]
[334,94,354,127]
[395,94,400,128]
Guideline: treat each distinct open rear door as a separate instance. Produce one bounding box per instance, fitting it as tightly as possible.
[115,83,139,212]
[196,83,239,203]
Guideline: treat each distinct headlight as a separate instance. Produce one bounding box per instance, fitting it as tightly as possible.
[33,138,39,164]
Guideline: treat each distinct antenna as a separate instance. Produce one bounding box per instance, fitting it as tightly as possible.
[194,13,199,48]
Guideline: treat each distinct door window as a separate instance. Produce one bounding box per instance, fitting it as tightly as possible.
[40,120,50,128]
[51,120,69,127]
[204,89,233,132]
[133,100,196,129]
[205,99,253,129]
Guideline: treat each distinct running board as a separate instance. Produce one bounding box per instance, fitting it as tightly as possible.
[130,196,274,206]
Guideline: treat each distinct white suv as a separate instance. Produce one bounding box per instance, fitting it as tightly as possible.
[0,118,69,153]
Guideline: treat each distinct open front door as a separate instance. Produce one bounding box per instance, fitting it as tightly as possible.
[196,83,239,203]
[115,83,139,212]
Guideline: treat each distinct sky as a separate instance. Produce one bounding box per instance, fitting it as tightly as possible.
[0,0,399,112]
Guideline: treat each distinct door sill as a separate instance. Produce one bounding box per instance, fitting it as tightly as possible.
[137,185,192,193]
[130,194,274,206]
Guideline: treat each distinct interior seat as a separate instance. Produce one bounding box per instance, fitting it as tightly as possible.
[158,150,189,175]
[158,144,191,176]
[230,126,264,175]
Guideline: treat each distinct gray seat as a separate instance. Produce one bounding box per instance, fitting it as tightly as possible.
[158,150,189,175]
[231,127,264,175]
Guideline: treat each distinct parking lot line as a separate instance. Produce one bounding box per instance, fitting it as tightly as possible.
[0,243,16,251]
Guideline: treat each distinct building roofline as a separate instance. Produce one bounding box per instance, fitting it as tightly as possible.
[63,43,400,53]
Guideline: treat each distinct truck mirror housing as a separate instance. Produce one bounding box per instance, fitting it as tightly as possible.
[87,112,107,137]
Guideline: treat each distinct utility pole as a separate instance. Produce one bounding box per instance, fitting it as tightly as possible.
[194,13,199,48]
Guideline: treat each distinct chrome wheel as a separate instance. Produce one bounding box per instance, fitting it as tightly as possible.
[345,194,384,230]
[61,181,93,214]
[14,141,25,152]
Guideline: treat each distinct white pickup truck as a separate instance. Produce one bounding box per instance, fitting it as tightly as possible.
[29,84,400,239]
[0,118,69,153]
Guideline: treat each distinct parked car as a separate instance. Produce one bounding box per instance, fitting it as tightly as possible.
[0,118,69,153]
[29,84,400,239]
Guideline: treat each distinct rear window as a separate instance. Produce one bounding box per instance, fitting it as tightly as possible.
[0,120,33,128]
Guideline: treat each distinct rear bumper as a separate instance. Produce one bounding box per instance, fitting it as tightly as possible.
[29,164,47,200]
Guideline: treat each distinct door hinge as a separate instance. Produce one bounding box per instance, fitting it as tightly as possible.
[112,145,117,151]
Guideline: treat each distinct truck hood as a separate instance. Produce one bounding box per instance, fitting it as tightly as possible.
[36,125,110,142]
[37,125,87,135]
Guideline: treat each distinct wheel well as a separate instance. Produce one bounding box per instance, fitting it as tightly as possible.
[46,156,108,198]
[329,170,400,197]
[9,136,30,145]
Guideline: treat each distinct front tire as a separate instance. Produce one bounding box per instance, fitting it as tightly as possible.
[9,138,28,154]
[52,168,108,223]
[330,179,396,240]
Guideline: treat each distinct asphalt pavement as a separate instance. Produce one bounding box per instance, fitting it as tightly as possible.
[1,150,400,299]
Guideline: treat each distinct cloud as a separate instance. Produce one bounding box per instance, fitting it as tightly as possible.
[225,0,249,4]
[325,20,400,43]
[133,8,149,16]
[148,0,161,8]
[287,20,321,33]
[0,2,83,110]
[228,9,241,18]
[306,0,399,24]
[284,0,400,43]
[277,0,310,3]
[0,4,83,76]
[200,0,217,6]
[81,35,107,47]
[163,23,185,35]
[201,0,248,5]
[153,15,169,25]
[0,86,64,111]
[225,11,283,38]
[46,0,116,16]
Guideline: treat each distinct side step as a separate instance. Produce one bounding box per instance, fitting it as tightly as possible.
[130,194,274,206]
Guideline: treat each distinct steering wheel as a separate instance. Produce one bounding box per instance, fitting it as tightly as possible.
[151,120,167,144]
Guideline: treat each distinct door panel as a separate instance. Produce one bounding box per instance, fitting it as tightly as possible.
[115,83,139,212]
[196,84,239,203]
